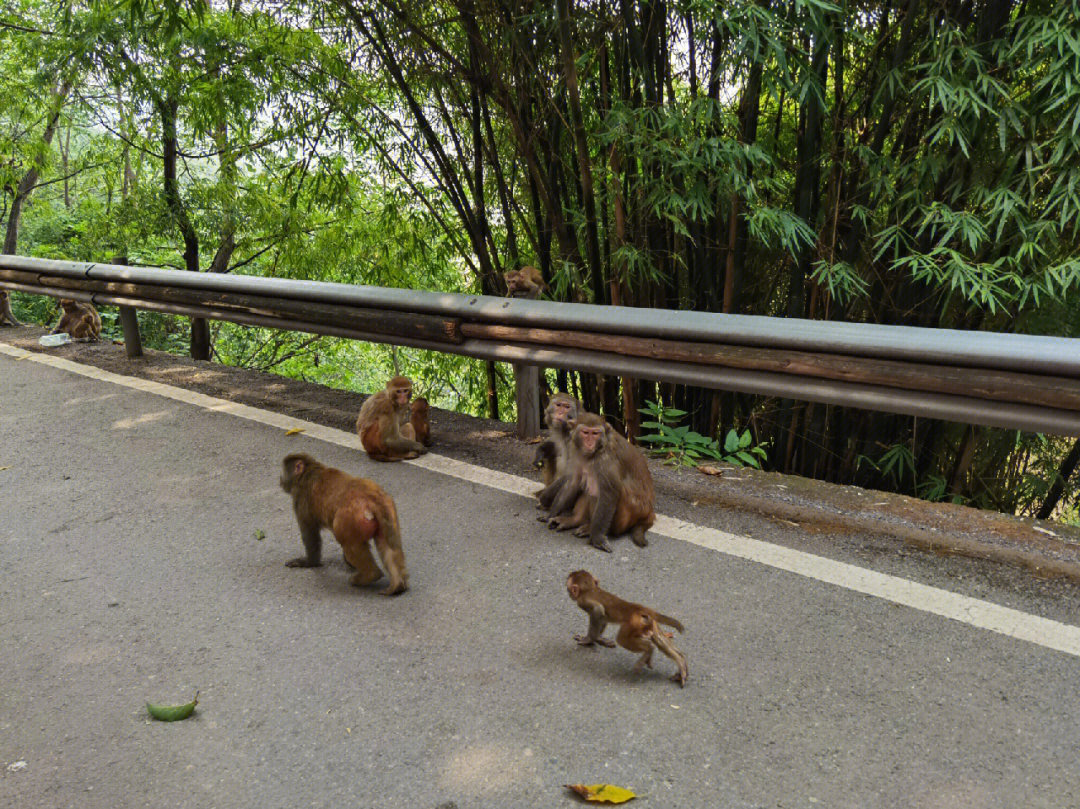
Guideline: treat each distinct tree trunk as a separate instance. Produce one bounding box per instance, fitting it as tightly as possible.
[158,94,209,360]
[0,79,72,326]
[1036,439,1080,520]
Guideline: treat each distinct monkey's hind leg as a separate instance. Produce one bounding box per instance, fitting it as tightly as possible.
[652,632,689,687]
[342,540,383,587]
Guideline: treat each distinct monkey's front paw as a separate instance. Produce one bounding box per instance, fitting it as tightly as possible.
[574,634,613,647]
[379,582,408,596]
[572,526,589,538]
[546,517,562,530]
[285,557,321,568]
[671,671,687,687]
[589,538,613,553]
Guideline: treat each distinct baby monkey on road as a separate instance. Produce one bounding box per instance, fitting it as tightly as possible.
[566,570,688,686]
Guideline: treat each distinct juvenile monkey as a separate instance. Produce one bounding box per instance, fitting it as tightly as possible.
[545,413,655,552]
[51,299,101,341]
[0,290,22,327]
[504,265,546,299]
[533,392,582,489]
[410,396,432,446]
[356,376,428,461]
[279,453,408,595]
[565,570,688,686]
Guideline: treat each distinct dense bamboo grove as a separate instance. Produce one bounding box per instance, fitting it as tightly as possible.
[2,0,1079,519]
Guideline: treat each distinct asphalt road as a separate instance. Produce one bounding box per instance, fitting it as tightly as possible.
[3,345,1080,809]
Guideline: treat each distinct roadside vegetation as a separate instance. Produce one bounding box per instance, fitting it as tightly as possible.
[2,0,1078,522]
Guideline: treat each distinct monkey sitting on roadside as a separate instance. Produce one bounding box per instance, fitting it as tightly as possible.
[0,290,22,327]
[504,265,546,299]
[410,396,432,447]
[533,392,581,492]
[543,413,655,552]
[51,299,101,341]
[279,453,408,595]
[355,375,428,461]
[566,570,688,686]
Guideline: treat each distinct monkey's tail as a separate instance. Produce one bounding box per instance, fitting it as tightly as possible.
[655,613,684,633]
[374,496,403,546]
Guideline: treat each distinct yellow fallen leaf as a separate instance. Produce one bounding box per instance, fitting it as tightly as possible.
[0,466,10,471]
[285,427,305,436]
[565,784,637,804]
[16,354,32,360]
[526,436,544,444]
[698,465,724,476]
[252,529,266,541]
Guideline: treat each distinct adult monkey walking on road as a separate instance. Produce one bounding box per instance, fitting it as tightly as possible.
[356,376,428,461]
[279,453,409,595]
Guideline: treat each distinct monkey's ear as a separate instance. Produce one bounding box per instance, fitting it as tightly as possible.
[292,459,305,476]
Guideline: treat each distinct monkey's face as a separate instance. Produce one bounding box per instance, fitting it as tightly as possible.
[575,425,605,457]
[59,299,77,313]
[549,398,576,426]
[393,386,412,407]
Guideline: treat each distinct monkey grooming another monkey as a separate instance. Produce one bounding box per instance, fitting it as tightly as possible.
[544,413,655,552]
[355,375,428,461]
[503,265,546,299]
[51,299,101,341]
[279,453,408,595]
[533,392,582,491]
[565,570,688,686]
[410,396,432,447]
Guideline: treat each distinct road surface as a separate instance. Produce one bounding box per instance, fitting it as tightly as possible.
[2,343,1080,809]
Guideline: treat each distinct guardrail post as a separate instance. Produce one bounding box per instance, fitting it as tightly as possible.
[514,362,541,438]
[118,305,143,358]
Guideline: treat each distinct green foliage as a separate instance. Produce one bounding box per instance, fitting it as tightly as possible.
[638,401,769,469]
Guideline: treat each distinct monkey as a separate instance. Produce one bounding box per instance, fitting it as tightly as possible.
[544,413,655,552]
[565,570,687,686]
[0,290,22,327]
[279,453,408,596]
[51,299,101,341]
[410,396,432,446]
[503,265,546,299]
[355,375,428,462]
[533,392,582,490]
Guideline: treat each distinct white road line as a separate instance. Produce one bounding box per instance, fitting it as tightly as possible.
[5,340,1080,657]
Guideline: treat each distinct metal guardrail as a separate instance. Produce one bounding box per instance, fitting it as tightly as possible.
[3,254,1080,437]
